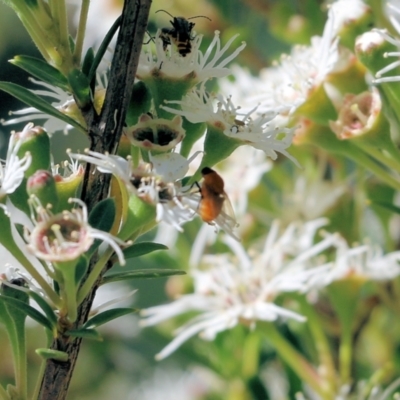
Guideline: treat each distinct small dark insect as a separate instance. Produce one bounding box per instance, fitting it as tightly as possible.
[195,167,235,223]
[156,10,211,57]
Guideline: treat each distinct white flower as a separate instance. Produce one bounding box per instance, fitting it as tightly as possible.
[162,87,298,164]
[279,170,346,223]
[297,377,400,400]
[0,124,32,200]
[137,30,246,83]
[68,150,198,232]
[329,0,371,35]
[141,220,337,359]
[318,236,400,287]
[26,197,128,265]
[129,367,221,400]
[51,153,85,183]
[252,6,339,115]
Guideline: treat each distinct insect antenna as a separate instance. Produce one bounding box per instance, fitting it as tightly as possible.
[155,9,174,18]
[187,15,212,21]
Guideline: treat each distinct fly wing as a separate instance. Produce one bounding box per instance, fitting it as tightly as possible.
[221,191,237,224]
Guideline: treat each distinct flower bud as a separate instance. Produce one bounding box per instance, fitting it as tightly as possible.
[27,170,59,211]
[355,31,396,77]
[16,123,50,176]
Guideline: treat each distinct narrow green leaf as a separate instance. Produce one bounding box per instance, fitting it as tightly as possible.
[103,269,185,284]
[75,256,89,285]
[371,200,400,215]
[123,242,168,259]
[68,69,91,109]
[69,35,75,53]
[0,295,53,331]
[89,197,116,232]
[0,82,85,132]
[88,15,122,81]
[35,348,68,362]
[82,47,95,77]
[28,291,57,328]
[86,198,116,259]
[10,55,69,91]
[83,307,137,329]
[66,328,103,341]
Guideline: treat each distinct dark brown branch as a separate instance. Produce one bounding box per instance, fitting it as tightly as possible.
[38,1,152,399]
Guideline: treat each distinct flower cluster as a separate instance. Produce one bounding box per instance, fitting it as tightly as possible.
[2,0,400,399]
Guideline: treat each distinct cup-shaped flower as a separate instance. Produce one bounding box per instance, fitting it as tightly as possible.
[124,114,185,152]
[329,89,383,140]
[52,157,85,211]
[26,198,127,266]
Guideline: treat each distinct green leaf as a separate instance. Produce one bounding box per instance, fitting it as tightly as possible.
[82,47,95,77]
[89,197,116,232]
[371,200,400,215]
[123,242,168,259]
[0,82,85,132]
[88,15,122,81]
[10,55,69,91]
[68,69,91,109]
[0,295,53,331]
[86,198,116,259]
[102,269,185,284]
[35,348,68,362]
[28,291,57,328]
[66,328,103,341]
[83,307,137,329]
[75,256,89,285]
[69,35,75,53]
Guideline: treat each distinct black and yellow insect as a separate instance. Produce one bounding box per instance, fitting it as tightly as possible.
[156,10,211,57]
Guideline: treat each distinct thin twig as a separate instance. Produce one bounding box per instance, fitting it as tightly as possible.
[37,1,152,398]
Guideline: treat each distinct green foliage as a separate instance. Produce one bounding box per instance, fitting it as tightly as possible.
[83,307,137,329]
[0,81,84,131]
[88,198,116,232]
[122,242,168,259]
[10,55,69,91]
[102,269,185,284]
[68,69,91,109]
[88,15,122,82]
[0,295,54,331]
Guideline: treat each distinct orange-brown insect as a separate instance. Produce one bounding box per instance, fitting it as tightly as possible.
[197,167,234,223]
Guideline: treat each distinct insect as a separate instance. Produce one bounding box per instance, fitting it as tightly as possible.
[155,10,211,57]
[196,167,235,223]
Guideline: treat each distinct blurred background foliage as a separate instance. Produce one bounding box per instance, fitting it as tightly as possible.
[1,0,397,399]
